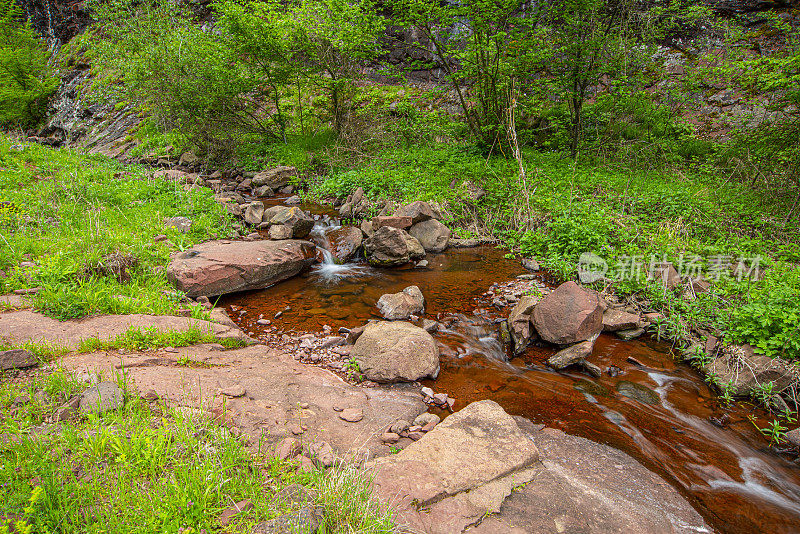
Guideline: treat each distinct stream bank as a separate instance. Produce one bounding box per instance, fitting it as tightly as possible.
[208,194,800,534]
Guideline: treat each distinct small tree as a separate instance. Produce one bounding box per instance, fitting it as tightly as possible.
[0,0,58,128]
[390,0,543,151]
[293,0,386,137]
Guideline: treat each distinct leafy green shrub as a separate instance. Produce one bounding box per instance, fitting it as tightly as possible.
[0,0,58,127]
[724,268,800,359]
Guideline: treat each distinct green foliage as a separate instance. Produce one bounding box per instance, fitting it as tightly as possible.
[0,136,234,319]
[0,0,58,127]
[0,370,395,533]
[89,0,269,157]
[724,267,800,359]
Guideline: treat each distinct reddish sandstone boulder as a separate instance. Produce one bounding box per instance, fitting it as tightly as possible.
[532,281,603,345]
[166,239,316,297]
[326,226,363,263]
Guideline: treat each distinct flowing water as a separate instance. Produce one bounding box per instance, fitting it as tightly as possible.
[221,200,800,534]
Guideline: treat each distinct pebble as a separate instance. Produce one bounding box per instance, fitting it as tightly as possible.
[299,402,310,409]
[381,432,400,444]
[332,405,344,412]
[275,311,283,318]
[408,431,425,441]
[339,408,363,423]
[274,437,301,460]
[432,393,448,405]
[257,319,271,325]
[420,386,435,398]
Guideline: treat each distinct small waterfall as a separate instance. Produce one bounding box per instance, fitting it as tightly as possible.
[308,217,370,285]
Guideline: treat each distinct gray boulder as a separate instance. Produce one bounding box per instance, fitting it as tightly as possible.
[251,166,296,189]
[409,219,451,253]
[351,321,439,382]
[364,226,425,267]
[395,201,442,224]
[244,202,265,226]
[376,285,425,320]
[262,206,314,239]
[0,349,37,370]
[79,381,124,414]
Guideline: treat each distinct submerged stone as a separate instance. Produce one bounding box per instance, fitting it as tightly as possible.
[616,380,660,405]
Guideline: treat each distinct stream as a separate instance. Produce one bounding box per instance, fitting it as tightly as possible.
[221,198,800,534]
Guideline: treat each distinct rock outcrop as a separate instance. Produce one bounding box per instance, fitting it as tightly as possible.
[376,286,425,320]
[351,321,439,382]
[532,281,603,345]
[166,240,316,297]
[370,400,708,534]
[704,343,798,395]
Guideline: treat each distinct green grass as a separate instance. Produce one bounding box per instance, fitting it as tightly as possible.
[0,136,235,320]
[0,326,246,363]
[0,371,396,534]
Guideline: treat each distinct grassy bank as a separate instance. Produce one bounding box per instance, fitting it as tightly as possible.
[0,137,234,320]
[0,369,395,533]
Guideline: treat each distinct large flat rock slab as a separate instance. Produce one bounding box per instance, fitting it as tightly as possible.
[370,400,540,534]
[0,310,246,347]
[369,401,708,534]
[469,423,709,534]
[166,239,317,297]
[59,345,425,459]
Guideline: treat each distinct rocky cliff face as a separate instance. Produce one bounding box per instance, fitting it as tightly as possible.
[19,0,91,44]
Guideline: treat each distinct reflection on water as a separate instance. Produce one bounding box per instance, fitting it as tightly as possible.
[222,240,800,534]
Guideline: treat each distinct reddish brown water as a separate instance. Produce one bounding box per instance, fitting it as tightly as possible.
[222,212,800,534]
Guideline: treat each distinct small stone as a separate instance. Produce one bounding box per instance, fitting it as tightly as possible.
[617,327,646,341]
[309,441,335,467]
[274,437,301,460]
[420,386,435,398]
[53,396,80,421]
[164,216,192,233]
[257,319,271,326]
[332,405,344,412]
[522,258,540,271]
[338,408,363,423]
[296,455,315,473]
[381,432,400,444]
[218,500,254,527]
[432,393,448,405]
[154,234,169,242]
[446,397,455,409]
[220,384,246,397]
[413,413,441,427]
[390,419,410,434]
[299,402,310,409]
[142,389,160,402]
[407,431,425,441]
[421,420,438,432]
[289,423,304,435]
